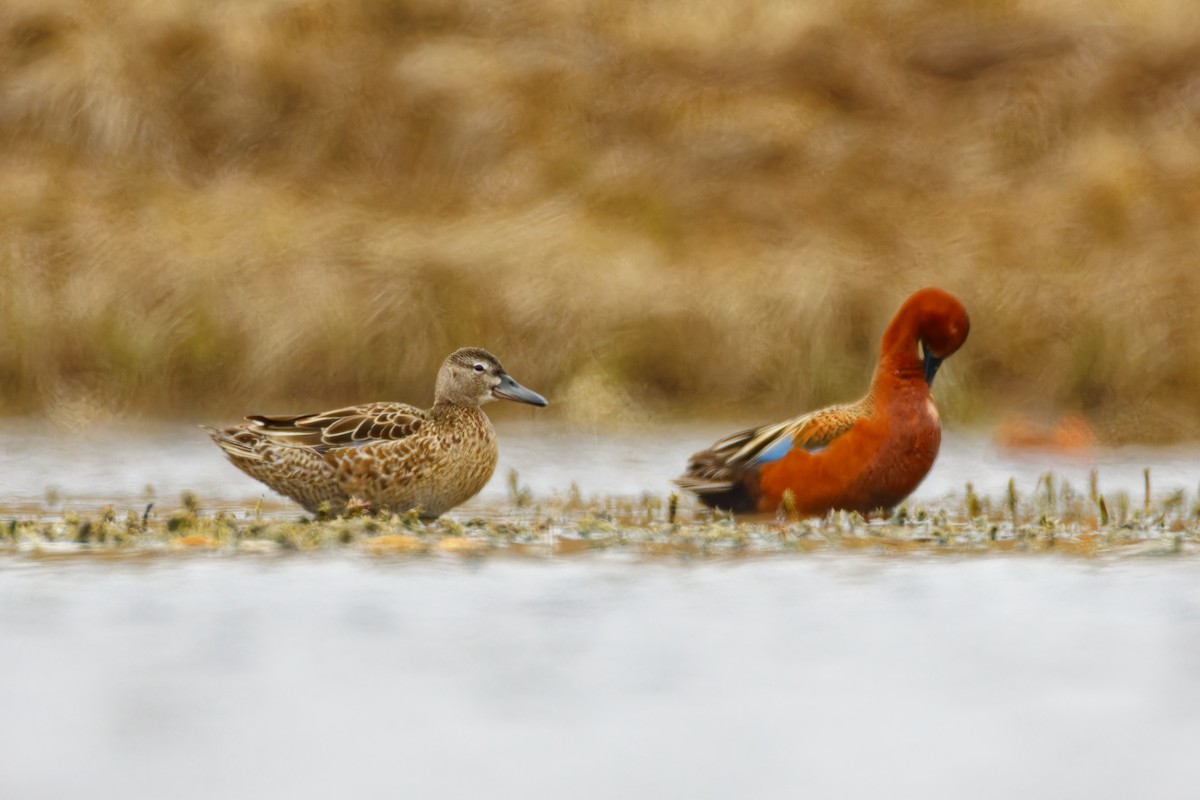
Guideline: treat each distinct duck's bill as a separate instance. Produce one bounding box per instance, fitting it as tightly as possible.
[494,373,549,407]
[922,342,944,386]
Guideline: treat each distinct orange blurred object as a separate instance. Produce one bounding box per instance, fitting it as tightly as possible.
[993,414,1097,454]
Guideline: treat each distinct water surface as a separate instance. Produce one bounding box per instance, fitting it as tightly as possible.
[1,554,1199,799]
[3,422,1199,798]
[1,420,1196,513]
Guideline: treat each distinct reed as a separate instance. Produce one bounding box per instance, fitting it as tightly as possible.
[2,476,1198,557]
[3,0,1200,441]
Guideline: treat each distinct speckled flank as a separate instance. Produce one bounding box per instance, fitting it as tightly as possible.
[328,406,498,517]
[204,348,545,518]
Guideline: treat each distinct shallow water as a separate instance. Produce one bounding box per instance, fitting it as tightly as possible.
[2,554,1200,799]
[3,421,1199,798]
[0,419,1197,513]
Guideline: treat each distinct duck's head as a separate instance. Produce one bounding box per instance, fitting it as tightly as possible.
[883,288,970,386]
[435,347,549,407]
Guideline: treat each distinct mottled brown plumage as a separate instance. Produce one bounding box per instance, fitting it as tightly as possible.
[204,348,547,518]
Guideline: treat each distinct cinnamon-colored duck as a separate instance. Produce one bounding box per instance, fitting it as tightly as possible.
[675,288,970,516]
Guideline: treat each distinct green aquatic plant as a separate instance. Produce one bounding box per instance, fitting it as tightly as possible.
[507,469,533,509]
[3,472,1200,561]
[1144,469,1153,517]
[965,483,982,521]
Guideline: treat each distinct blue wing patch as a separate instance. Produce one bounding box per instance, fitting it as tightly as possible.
[751,435,793,464]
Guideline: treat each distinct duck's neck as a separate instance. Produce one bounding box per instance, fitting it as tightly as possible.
[430,399,489,419]
[869,311,927,398]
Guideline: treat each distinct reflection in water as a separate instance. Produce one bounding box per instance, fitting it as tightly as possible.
[0,420,1196,514]
[1,555,1199,799]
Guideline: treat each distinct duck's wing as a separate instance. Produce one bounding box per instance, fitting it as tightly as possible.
[675,401,867,495]
[242,402,428,453]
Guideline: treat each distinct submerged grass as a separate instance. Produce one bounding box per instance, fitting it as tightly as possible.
[3,0,1200,440]
[4,474,1199,560]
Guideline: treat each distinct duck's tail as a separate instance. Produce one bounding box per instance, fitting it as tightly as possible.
[673,449,762,513]
[200,425,266,463]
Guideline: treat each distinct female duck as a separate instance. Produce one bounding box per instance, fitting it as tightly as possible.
[676,288,969,516]
[206,347,547,518]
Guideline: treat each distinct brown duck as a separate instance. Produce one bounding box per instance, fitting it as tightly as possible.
[205,348,547,518]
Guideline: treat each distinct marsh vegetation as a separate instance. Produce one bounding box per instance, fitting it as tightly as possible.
[2,0,1200,443]
[4,468,1199,560]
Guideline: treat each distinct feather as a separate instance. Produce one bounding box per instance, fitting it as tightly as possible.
[245,402,426,452]
[676,400,869,496]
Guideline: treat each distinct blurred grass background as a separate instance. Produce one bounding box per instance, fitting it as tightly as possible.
[1,0,1199,441]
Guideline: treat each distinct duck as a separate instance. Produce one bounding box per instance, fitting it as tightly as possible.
[205,347,547,518]
[675,288,970,516]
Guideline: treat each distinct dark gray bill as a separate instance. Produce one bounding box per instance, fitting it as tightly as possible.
[922,342,943,386]
[493,373,548,407]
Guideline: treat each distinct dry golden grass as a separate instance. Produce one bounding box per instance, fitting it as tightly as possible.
[3,0,1200,440]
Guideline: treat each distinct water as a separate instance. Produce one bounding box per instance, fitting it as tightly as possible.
[1,419,1197,512]
[2,554,1200,799]
[2,422,1200,798]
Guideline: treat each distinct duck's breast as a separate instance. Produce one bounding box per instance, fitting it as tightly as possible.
[852,392,941,510]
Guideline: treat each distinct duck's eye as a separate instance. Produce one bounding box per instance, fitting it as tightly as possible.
[473,363,485,372]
